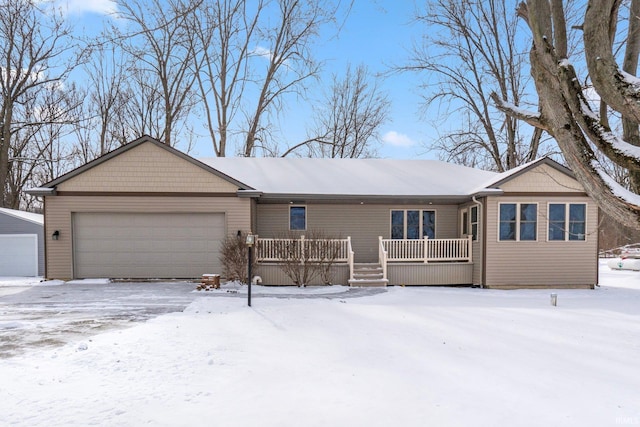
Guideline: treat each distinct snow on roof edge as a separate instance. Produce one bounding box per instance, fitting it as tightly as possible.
[0,207,44,225]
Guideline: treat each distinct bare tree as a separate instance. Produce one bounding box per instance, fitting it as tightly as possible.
[113,0,201,148]
[404,0,544,172]
[282,64,390,158]
[83,44,134,157]
[190,0,262,157]
[243,0,332,157]
[494,0,640,228]
[0,0,81,208]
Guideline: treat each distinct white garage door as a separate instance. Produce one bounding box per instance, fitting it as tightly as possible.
[0,234,38,277]
[73,212,225,278]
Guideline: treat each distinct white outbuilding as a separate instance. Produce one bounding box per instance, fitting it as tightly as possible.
[0,207,44,277]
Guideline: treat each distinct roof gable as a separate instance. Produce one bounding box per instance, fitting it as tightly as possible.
[45,136,252,192]
[479,157,583,193]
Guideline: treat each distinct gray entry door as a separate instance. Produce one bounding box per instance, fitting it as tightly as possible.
[73,212,225,278]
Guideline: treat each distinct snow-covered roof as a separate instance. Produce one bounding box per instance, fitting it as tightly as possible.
[0,207,43,225]
[200,157,499,198]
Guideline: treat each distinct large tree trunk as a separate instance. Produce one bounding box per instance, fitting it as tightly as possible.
[498,1,640,229]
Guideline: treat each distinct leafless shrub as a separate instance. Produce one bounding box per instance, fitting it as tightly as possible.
[219,232,257,284]
[273,230,343,286]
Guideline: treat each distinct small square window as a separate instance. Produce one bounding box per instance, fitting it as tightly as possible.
[290,206,306,230]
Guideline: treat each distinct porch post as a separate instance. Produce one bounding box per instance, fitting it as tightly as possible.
[467,234,473,262]
[347,236,354,281]
[423,236,429,264]
[300,234,305,266]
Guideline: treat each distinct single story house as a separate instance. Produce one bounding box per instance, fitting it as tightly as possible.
[0,207,44,276]
[28,135,598,289]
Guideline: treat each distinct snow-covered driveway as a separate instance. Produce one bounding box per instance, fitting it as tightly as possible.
[0,280,200,358]
[0,279,385,358]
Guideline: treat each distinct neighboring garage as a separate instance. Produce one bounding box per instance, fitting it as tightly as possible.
[73,212,226,278]
[0,208,44,277]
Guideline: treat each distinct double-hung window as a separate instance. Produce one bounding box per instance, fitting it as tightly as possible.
[391,210,436,239]
[289,206,306,231]
[548,203,586,241]
[499,203,537,241]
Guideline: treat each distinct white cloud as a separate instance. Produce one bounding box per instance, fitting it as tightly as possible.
[55,0,117,16]
[382,131,415,148]
[252,46,273,61]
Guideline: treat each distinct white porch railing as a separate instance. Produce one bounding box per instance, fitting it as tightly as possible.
[381,236,473,263]
[256,235,471,266]
[256,236,351,263]
[378,236,388,280]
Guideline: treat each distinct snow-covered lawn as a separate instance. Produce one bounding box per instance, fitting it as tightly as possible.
[1,261,639,426]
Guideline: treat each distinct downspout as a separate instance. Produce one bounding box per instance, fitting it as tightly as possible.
[472,196,484,288]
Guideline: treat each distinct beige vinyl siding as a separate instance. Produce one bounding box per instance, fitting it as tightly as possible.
[58,142,238,193]
[498,163,583,192]
[484,195,597,288]
[256,203,459,262]
[45,196,250,279]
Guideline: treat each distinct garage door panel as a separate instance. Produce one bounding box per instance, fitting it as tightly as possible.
[0,235,38,276]
[73,213,225,278]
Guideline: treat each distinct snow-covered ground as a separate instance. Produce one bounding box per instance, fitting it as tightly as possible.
[1,261,639,426]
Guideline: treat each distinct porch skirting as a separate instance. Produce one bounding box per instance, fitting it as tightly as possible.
[254,262,474,286]
[387,263,473,286]
[255,263,350,286]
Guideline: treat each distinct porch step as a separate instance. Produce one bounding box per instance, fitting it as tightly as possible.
[349,263,388,287]
[348,278,389,287]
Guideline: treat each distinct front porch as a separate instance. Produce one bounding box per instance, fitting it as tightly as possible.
[254,236,474,286]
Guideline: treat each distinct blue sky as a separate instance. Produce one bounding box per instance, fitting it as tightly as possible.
[60,0,435,159]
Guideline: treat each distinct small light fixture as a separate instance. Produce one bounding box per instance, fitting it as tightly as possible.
[245,232,255,247]
[52,230,60,241]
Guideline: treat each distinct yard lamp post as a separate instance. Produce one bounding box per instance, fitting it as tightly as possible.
[246,232,255,307]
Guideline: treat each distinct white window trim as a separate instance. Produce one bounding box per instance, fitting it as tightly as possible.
[461,209,469,236]
[470,205,479,241]
[289,205,307,231]
[546,202,587,242]
[497,202,539,242]
[390,209,437,239]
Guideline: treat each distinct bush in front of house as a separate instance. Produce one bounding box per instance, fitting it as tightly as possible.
[275,230,343,286]
[219,232,257,284]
